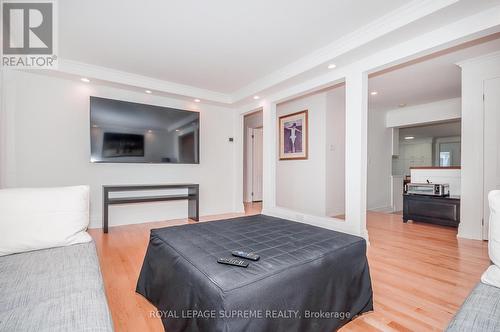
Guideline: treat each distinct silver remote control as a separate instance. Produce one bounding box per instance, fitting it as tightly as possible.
[231,251,260,261]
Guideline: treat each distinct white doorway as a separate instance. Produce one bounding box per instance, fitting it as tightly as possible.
[250,128,263,201]
[243,110,264,206]
[483,76,500,238]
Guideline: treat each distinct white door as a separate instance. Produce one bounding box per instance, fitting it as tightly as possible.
[483,77,500,239]
[252,128,263,202]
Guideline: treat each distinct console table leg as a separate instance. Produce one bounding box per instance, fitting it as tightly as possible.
[188,186,199,221]
[103,205,108,233]
[103,188,109,233]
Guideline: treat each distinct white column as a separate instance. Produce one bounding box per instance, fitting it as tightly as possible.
[0,69,13,188]
[0,69,4,188]
[262,101,277,212]
[1,70,19,188]
[232,109,245,213]
[345,71,369,239]
[458,52,500,240]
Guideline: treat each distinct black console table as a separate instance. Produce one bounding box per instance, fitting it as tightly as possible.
[403,194,460,227]
[102,184,199,233]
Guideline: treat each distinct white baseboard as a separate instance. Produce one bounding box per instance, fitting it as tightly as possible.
[235,201,245,214]
[262,206,367,240]
[457,226,484,240]
[88,207,246,229]
[368,205,394,213]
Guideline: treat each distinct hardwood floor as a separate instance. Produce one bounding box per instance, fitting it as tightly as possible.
[89,208,489,332]
[342,212,489,332]
[243,201,263,215]
[89,206,261,332]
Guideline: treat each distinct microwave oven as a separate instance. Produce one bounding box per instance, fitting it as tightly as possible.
[406,183,450,196]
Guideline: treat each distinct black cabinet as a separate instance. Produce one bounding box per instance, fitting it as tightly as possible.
[403,194,460,227]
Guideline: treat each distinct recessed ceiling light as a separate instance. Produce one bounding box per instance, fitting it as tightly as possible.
[175,129,180,132]
[147,129,152,133]
[370,91,378,96]
[145,90,152,94]
[398,103,407,107]
[404,136,415,140]
[81,78,90,83]
[253,95,260,100]
[327,63,337,69]
[194,99,201,103]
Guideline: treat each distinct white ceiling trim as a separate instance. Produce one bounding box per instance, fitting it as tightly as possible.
[246,4,500,109]
[456,49,500,67]
[230,0,459,102]
[49,0,459,105]
[57,59,232,104]
[49,1,500,107]
[354,5,500,74]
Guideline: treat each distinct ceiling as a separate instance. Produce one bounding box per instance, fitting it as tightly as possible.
[368,35,500,111]
[60,0,412,94]
[399,121,461,140]
[54,0,500,103]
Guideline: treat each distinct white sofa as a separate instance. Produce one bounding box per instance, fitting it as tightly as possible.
[0,186,113,331]
[446,190,500,331]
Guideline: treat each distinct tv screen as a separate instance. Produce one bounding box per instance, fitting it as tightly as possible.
[90,97,200,163]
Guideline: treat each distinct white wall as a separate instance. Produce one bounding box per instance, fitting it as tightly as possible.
[275,87,346,217]
[237,9,500,239]
[393,138,434,176]
[243,111,263,202]
[368,98,462,212]
[386,98,461,128]
[0,70,5,188]
[276,93,327,216]
[1,70,238,228]
[325,87,346,217]
[367,109,392,211]
[244,111,263,130]
[391,136,461,176]
[459,52,500,240]
[391,175,404,212]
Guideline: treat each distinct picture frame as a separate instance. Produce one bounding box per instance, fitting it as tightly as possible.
[278,110,308,160]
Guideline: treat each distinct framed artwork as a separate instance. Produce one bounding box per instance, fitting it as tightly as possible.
[279,110,308,160]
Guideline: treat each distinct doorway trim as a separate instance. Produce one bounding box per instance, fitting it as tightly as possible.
[233,18,500,239]
[249,127,263,202]
[241,109,264,205]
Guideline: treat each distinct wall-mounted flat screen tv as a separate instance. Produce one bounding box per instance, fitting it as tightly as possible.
[90,97,200,164]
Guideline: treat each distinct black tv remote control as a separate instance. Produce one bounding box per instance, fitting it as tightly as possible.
[231,251,260,261]
[217,257,249,268]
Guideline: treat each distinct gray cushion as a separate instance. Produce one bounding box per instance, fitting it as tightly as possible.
[446,282,500,331]
[0,241,113,332]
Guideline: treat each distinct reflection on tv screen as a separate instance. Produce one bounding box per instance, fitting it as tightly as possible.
[90,97,200,164]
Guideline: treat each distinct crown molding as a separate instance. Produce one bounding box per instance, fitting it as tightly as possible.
[230,0,459,102]
[56,59,232,104]
[46,0,500,107]
[384,97,461,114]
[275,5,500,105]
[456,49,500,67]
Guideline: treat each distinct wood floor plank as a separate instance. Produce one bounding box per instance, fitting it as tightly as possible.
[89,206,489,332]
